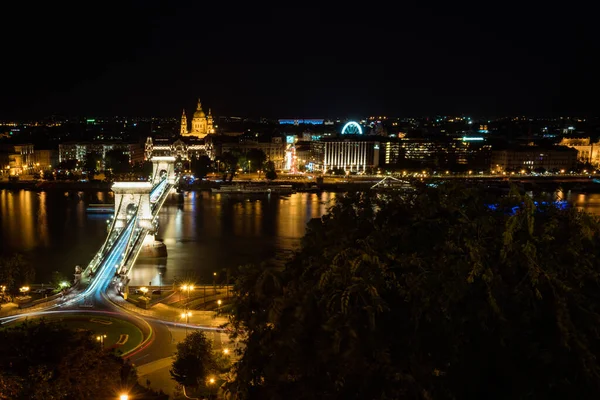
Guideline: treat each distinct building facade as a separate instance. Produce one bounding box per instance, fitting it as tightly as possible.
[491,147,578,172]
[0,143,34,175]
[144,137,206,161]
[321,140,381,173]
[558,137,600,166]
[180,99,215,139]
[58,142,132,169]
[219,138,286,170]
[34,149,58,170]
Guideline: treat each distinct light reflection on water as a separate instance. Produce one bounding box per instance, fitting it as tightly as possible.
[4,188,600,285]
[0,190,336,284]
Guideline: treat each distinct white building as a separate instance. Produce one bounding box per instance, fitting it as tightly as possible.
[322,140,381,173]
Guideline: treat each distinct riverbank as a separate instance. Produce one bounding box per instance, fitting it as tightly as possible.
[2,175,600,194]
[0,180,112,191]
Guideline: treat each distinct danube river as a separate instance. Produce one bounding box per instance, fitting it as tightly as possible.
[0,190,337,285]
[2,189,600,285]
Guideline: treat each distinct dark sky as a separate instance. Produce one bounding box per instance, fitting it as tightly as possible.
[1,2,597,119]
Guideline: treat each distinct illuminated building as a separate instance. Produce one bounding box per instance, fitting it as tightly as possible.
[180,98,215,139]
[145,137,206,161]
[33,150,58,170]
[381,137,491,170]
[322,140,380,173]
[59,142,132,169]
[278,119,325,125]
[558,137,600,166]
[219,137,286,170]
[0,143,34,175]
[491,147,577,172]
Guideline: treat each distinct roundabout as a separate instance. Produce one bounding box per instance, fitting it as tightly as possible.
[0,309,150,356]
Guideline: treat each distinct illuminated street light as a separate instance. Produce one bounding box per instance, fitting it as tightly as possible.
[217,299,222,313]
[223,348,230,355]
[119,394,129,400]
[140,287,148,296]
[19,286,30,295]
[181,311,192,336]
[96,334,107,350]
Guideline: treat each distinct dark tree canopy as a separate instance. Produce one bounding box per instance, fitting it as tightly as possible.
[0,320,149,400]
[226,184,600,400]
[0,254,34,295]
[264,160,277,181]
[190,155,212,178]
[105,149,130,173]
[171,331,222,389]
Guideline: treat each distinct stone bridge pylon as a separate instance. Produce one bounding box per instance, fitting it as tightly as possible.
[151,156,176,185]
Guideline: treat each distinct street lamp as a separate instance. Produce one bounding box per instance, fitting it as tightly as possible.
[140,286,148,297]
[181,284,194,303]
[181,311,192,336]
[96,334,107,350]
[223,348,229,355]
[217,299,222,313]
[119,394,129,400]
[213,272,217,293]
[19,286,30,295]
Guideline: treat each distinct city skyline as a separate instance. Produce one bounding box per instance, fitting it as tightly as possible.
[2,3,598,119]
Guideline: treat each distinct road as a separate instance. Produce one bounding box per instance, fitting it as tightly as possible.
[0,179,229,397]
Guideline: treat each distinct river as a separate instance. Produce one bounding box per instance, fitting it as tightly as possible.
[2,189,600,286]
[0,190,337,285]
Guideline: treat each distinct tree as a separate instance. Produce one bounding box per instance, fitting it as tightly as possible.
[264,160,277,181]
[0,320,147,399]
[0,254,35,295]
[221,152,239,182]
[58,159,77,171]
[171,331,221,390]
[105,149,130,174]
[42,170,54,180]
[245,149,267,172]
[190,155,212,178]
[225,184,600,399]
[84,152,102,175]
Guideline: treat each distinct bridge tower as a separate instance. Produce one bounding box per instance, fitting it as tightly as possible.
[151,156,176,185]
[111,182,154,230]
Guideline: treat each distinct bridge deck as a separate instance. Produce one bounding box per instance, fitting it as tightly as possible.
[78,178,173,301]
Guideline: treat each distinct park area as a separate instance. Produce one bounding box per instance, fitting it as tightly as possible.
[4,313,144,355]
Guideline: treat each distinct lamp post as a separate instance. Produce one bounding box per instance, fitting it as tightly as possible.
[181,311,192,336]
[181,284,194,303]
[158,272,162,291]
[96,334,107,350]
[213,272,217,293]
[217,299,222,313]
[140,286,148,297]
[19,286,30,296]
[119,394,129,400]
[181,284,194,334]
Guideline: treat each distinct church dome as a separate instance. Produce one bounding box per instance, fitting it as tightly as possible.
[193,109,205,118]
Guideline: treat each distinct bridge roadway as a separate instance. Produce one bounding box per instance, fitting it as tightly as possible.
[0,177,226,395]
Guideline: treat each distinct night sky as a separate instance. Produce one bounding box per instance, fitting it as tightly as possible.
[1,2,597,119]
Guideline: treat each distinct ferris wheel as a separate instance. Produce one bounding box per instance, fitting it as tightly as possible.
[341,121,363,135]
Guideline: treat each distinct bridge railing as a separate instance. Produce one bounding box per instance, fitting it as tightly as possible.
[119,183,173,277]
[88,209,139,277]
[82,196,127,277]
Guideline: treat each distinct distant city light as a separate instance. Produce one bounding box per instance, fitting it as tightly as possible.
[462,137,484,141]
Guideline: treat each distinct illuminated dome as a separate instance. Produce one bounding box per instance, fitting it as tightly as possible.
[193,98,205,118]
